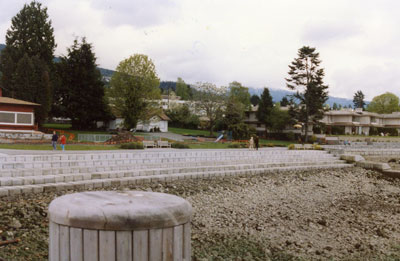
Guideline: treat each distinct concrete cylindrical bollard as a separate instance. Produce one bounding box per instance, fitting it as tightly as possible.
[48,191,192,261]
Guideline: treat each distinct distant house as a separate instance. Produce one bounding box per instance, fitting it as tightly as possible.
[0,90,40,132]
[98,110,170,132]
[136,112,170,132]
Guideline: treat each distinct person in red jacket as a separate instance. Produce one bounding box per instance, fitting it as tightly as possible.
[60,134,66,151]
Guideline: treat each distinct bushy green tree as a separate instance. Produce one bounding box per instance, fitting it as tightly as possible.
[228,81,251,110]
[0,1,55,125]
[269,104,292,133]
[367,92,400,114]
[194,82,227,136]
[286,46,329,142]
[166,104,199,129]
[109,54,160,130]
[56,39,110,129]
[176,77,190,100]
[332,103,338,110]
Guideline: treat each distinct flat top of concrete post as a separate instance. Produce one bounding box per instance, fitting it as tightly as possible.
[48,191,192,230]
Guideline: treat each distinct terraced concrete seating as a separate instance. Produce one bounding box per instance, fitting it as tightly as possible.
[0,149,352,197]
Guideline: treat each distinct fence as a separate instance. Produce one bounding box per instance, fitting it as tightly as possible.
[77,134,113,143]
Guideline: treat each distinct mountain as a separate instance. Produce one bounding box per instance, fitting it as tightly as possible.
[0,43,5,52]
[248,87,355,107]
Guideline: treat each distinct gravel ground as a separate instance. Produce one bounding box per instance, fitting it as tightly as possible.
[0,167,399,260]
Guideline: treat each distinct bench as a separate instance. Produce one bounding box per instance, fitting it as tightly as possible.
[143,140,156,148]
[157,140,171,148]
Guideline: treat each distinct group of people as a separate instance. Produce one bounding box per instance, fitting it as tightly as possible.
[51,131,67,151]
[249,135,259,150]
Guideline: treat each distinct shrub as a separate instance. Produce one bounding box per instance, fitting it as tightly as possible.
[228,143,241,148]
[288,144,295,150]
[120,142,144,149]
[171,142,190,149]
[309,135,317,143]
[266,143,275,147]
[312,144,323,150]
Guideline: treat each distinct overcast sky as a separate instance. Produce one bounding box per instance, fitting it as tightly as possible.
[0,0,399,100]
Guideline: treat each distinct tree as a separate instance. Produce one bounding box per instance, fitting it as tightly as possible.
[280,96,289,106]
[56,39,110,129]
[228,81,251,110]
[269,104,292,133]
[224,99,244,129]
[256,87,274,136]
[367,92,400,114]
[176,77,190,100]
[353,90,365,109]
[109,54,160,130]
[250,95,260,106]
[332,103,338,110]
[194,82,227,136]
[0,1,55,125]
[165,104,199,129]
[286,46,329,142]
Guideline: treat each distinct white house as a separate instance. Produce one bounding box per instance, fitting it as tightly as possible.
[136,112,170,132]
[98,111,170,132]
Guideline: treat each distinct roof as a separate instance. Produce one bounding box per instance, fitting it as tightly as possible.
[157,111,170,121]
[0,97,40,106]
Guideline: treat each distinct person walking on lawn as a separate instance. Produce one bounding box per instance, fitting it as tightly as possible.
[60,134,67,151]
[51,131,58,150]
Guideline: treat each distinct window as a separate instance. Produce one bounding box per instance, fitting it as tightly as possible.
[0,111,33,125]
[17,113,32,124]
[0,112,15,123]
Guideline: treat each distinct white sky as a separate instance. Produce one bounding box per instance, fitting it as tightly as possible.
[1,0,399,100]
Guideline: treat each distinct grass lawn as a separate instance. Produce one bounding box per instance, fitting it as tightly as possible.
[0,144,120,150]
[169,127,219,138]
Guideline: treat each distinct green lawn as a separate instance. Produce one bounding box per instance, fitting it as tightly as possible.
[0,144,120,150]
[42,123,72,129]
[168,127,219,137]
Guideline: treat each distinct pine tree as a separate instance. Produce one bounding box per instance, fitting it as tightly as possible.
[250,95,260,106]
[286,46,328,142]
[57,39,110,129]
[280,96,289,106]
[256,87,274,136]
[353,90,365,109]
[0,1,55,125]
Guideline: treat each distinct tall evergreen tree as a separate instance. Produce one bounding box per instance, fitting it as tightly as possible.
[280,96,289,106]
[256,87,274,136]
[57,39,110,129]
[286,46,328,142]
[353,90,365,109]
[0,1,55,125]
[250,94,260,106]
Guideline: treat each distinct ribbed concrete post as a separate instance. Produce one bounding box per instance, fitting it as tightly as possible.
[48,191,192,261]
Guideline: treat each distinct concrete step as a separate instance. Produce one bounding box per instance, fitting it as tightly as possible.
[0,153,338,170]
[0,163,353,197]
[0,155,343,177]
[0,159,348,187]
[0,149,332,163]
